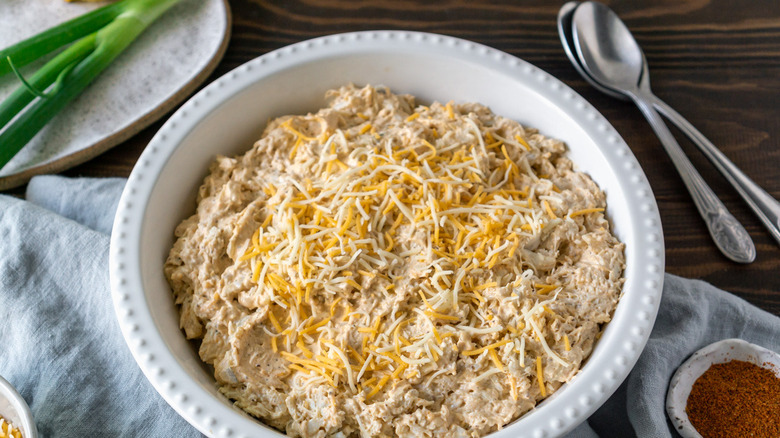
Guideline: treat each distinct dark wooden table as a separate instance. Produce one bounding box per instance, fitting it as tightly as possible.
[17,0,780,314]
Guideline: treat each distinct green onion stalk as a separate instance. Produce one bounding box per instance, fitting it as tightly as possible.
[0,0,181,170]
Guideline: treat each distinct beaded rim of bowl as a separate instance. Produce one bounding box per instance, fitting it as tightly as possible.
[109,31,665,438]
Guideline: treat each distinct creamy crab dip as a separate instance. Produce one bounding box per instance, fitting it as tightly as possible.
[165,85,625,437]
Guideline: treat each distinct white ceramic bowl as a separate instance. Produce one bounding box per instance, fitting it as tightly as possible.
[0,375,37,438]
[667,338,780,438]
[110,31,665,438]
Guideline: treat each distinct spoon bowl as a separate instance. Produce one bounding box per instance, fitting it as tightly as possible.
[558,2,640,100]
[559,1,780,254]
[557,1,648,99]
[572,3,645,92]
[570,1,756,264]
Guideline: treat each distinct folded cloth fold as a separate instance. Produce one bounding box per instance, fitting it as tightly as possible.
[1,176,202,438]
[0,176,777,437]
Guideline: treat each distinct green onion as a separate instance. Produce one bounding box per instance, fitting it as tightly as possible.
[0,0,181,170]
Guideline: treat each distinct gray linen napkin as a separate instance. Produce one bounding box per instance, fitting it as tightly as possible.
[0,176,202,438]
[1,175,778,437]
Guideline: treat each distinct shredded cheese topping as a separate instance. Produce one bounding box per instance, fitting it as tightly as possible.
[167,85,626,436]
[230,86,615,402]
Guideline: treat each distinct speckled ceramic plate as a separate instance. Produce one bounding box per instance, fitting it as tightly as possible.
[0,0,231,190]
[666,338,780,438]
[110,31,665,437]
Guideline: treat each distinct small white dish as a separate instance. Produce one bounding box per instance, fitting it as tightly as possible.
[666,338,780,438]
[0,375,37,438]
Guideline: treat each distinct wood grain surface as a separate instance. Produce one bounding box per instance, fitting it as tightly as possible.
[9,0,780,314]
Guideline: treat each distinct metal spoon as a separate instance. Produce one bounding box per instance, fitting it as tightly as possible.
[559,1,780,251]
[571,1,756,263]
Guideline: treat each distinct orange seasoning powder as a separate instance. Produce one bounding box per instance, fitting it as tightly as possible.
[685,360,780,438]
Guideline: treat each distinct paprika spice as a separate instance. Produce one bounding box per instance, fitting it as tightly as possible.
[686,360,780,438]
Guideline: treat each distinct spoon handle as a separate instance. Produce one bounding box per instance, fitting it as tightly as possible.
[650,95,780,248]
[629,93,756,263]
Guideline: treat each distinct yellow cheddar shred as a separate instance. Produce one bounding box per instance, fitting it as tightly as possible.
[569,207,605,217]
[489,349,505,371]
[223,87,612,409]
[462,339,512,356]
[536,356,546,397]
